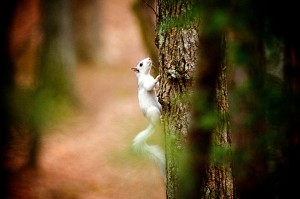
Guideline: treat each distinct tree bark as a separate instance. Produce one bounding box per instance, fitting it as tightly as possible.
[207,35,233,198]
[156,1,199,198]
[187,28,234,199]
[157,1,235,198]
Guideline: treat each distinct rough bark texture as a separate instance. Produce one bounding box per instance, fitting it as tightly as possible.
[186,27,234,198]
[156,1,198,198]
[156,1,235,198]
[207,39,234,198]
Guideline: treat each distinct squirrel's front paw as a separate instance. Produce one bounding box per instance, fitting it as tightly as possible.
[155,75,161,82]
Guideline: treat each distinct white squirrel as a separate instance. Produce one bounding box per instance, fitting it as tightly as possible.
[131,57,166,182]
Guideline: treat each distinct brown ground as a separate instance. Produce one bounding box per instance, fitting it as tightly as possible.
[8,0,166,198]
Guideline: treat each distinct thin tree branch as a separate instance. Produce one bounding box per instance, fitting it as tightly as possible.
[143,0,158,17]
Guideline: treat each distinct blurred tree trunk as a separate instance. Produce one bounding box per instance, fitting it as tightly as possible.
[38,0,75,93]
[0,1,19,198]
[156,1,199,198]
[230,38,268,198]
[200,34,233,198]
[187,17,233,199]
[71,0,101,65]
[228,2,269,197]
[27,0,76,168]
[281,32,300,199]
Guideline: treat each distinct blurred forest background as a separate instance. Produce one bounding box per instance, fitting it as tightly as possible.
[1,0,165,198]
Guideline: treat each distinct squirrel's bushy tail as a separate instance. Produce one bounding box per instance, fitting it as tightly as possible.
[132,123,166,182]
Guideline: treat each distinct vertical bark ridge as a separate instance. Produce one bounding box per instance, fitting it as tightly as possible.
[156,1,199,197]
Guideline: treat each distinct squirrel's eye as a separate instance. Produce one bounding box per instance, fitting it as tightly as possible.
[139,63,143,67]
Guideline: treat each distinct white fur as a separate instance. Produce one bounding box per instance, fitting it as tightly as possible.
[131,57,166,182]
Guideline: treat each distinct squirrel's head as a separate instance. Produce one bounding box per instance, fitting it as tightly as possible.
[131,57,152,75]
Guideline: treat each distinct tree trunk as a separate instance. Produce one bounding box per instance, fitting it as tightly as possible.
[207,35,233,198]
[156,1,199,198]
[194,2,234,197]
[227,2,269,197]
[27,0,76,168]
[71,0,101,64]
[187,28,234,199]
[0,1,19,198]
[157,1,234,198]
[281,39,300,199]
